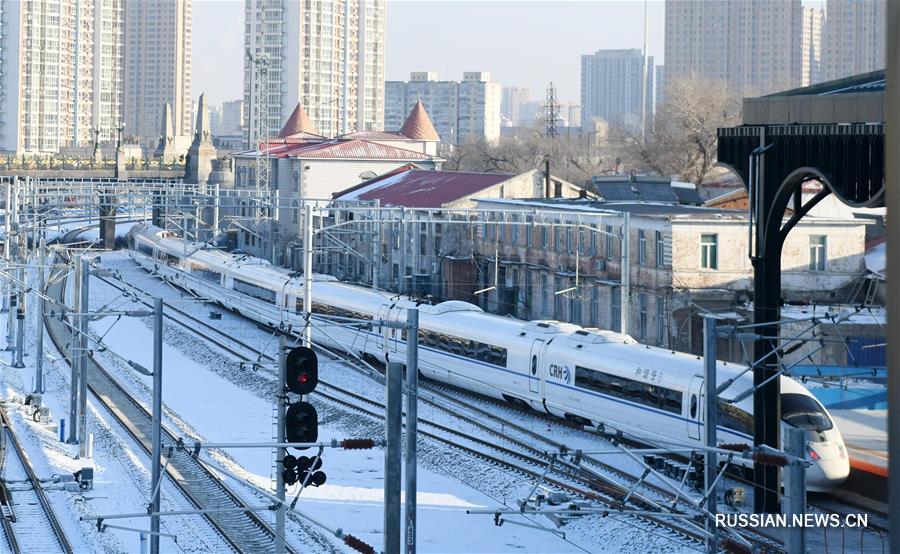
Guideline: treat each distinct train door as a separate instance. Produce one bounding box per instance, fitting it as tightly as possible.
[687,376,703,441]
[528,339,544,394]
[376,305,390,356]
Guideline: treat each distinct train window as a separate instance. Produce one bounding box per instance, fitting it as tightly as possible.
[190,264,220,283]
[575,366,683,415]
[311,302,372,322]
[138,244,154,256]
[415,328,507,367]
[717,400,754,436]
[295,298,304,313]
[690,395,697,418]
[233,278,277,303]
[781,393,833,432]
[531,356,537,375]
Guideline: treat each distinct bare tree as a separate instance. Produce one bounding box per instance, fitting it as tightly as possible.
[618,73,742,184]
[441,123,617,185]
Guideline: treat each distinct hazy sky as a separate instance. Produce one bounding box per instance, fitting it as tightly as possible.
[192,0,666,106]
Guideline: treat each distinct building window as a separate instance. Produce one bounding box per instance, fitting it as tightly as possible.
[541,225,548,247]
[700,234,718,270]
[610,287,621,332]
[656,296,665,346]
[566,227,574,253]
[809,235,826,271]
[589,226,598,256]
[638,293,648,338]
[655,231,664,267]
[590,286,599,325]
[526,220,534,246]
[555,226,563,251]
[511,216,519,245]
[540,274,549,314]
[605,224,614,257]
[554,276,564,318]
[638,230,647,265]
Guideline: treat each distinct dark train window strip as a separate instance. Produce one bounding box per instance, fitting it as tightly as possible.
[416,328,508,367]
[233,278,277,303]
[575,366,683,415]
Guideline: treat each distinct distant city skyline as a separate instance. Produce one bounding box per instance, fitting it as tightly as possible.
[192,0,667,107]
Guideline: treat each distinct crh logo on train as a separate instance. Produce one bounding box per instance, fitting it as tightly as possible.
[548,363,570,383]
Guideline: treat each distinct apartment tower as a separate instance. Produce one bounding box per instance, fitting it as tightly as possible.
[243,0,386,141]
[0,0,126,154]
[124,0,193,148]
[664,0,803,96]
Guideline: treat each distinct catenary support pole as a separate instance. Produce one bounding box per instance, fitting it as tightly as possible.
[303,203,313,348]
[703,316,718,554]
[885,1,899,548]
[68,254,81,445]
[384,361,402,554]
[13,263,25,368]
[784,426,806,553]
[78,257,90,457]
[405,309,419,554]
[34,239,45,393]
[150,298,163,554]
[620,212,630,334]
[275,334,286,554]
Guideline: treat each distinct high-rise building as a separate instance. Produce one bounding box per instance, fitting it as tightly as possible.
[0,0,126,154]
[501,87,530,127]
[580,49,654,131]
[125,0,193,149]
[655,65,666,108]
[664,0,803,96]
[822,0,885,81]
[219,100,245,136]
[244,0,385,142]
[385,72,502,144]
[801,7,824,86]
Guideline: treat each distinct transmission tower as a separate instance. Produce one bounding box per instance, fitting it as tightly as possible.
[543,82,560,139]
[246,49,271,221]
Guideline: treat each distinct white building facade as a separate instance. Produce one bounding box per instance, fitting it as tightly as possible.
[385,72,502,144]
[243,0,386,141]
[580,49,654,130]
[0,0,127,154]
[125,0,193,149]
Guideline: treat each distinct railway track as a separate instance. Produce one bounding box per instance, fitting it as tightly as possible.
[43,258,300,554]
[96,262,788,553]
[0,406,73,554]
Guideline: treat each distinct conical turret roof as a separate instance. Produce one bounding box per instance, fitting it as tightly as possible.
[279,103,319,138]
[399,100,440,141]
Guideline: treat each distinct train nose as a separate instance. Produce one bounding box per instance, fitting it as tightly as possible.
[805,442,850,492]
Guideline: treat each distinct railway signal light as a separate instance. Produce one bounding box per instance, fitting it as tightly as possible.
[285,346,318,396]
[285,401,318,448]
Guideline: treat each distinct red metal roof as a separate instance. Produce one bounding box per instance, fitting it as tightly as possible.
[400,101,440,141]
[334,168,513,208]
[279,103,320,138]
[339,130,409,140]
[236,139,436,161]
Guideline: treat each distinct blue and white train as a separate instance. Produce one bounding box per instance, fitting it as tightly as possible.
[126,224,850,491]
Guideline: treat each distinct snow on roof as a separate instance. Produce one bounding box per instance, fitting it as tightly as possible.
[334,168,512,208]
[338,130,409,140]
[865,239,886,276]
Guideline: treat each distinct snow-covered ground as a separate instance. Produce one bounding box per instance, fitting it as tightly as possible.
[84,252,692,553]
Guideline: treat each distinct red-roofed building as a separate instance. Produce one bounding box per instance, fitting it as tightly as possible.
[321,167,584,291]
[230,101,444,261]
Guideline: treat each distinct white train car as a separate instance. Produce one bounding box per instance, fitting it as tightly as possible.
[126,224,850,491]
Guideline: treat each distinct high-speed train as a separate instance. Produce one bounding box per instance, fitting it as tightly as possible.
[126,224,849,491]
